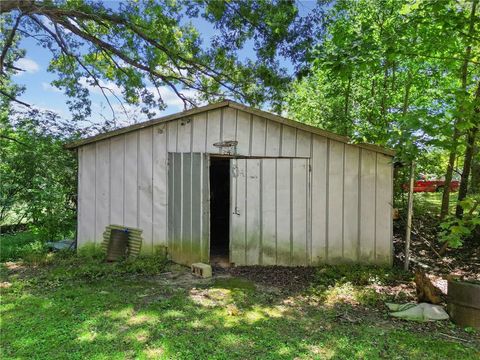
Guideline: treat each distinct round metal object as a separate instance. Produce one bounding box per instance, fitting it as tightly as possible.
[447,279,480,329]
[106,229,129,261]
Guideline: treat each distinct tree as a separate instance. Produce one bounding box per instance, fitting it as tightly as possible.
[1,0,319,121]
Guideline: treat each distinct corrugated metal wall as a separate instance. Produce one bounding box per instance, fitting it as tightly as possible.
[77,106,393,264]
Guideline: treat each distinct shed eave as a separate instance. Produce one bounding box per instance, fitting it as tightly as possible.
[64,99,396,157]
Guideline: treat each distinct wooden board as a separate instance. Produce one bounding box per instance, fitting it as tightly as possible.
[78,143,96,245]
[236,110,251,155]
[192,112,207,153]
[206,109,222,153]
[281,126,297,157]
[245,159,261,265]
[265,120,281,156]
[261,159,277,265]
[291,158,308,265]
[276,158,292,265]
[124,132,138,228]
[251,115,267,156]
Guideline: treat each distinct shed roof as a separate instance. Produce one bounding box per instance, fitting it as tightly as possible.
[65,100,395,156]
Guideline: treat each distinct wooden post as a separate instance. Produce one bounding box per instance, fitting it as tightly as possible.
[404,161,415,271]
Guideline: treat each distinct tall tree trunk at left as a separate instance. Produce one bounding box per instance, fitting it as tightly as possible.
[456,81,480,217]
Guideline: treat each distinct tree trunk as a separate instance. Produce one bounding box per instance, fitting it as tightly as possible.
[440,0,478,219]
[456,81,480,217]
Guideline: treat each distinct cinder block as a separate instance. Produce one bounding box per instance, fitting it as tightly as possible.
[191,263,212,278]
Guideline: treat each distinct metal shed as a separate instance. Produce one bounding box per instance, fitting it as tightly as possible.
[66,100,395,266]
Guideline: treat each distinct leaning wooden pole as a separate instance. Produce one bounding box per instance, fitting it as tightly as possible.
[404,161,415,271]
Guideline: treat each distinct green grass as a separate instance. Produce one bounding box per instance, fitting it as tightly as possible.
[413,192,458,217]
[0,231,47,262]
[1,233,478,359]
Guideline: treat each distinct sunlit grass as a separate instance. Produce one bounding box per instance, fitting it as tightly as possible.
[0,248,478,359]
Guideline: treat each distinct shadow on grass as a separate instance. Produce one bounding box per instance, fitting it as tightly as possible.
[2,260,479,360]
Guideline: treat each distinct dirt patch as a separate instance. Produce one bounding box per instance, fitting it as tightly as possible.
[393,213,480,281]
[227,265,317,293]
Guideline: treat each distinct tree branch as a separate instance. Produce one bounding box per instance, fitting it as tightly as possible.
[0,13,22,75]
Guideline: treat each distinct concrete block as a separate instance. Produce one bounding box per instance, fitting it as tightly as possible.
[191,263,212,278]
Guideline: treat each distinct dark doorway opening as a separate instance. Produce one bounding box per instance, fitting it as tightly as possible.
[209,157,230,267]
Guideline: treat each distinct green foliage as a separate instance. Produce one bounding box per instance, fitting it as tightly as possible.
[0,116,77,241]
[439,195,480,248]
[286,0,479,171]
[0,231,47,262]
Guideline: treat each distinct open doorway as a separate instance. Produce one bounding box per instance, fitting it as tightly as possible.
[209,157,230,267]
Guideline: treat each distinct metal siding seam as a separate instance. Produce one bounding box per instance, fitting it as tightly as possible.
[248,114,253,156]
[274,158,278,264]
[136,132,139,228]
[309,134,314,264]
[220,108,224,143]
[289,158,293,265]
[199,154,203,260]
[151,129,154,250]
[165,128,169,247]
[94,143,97,244]
[180,153,184,258]
[259,159,263,265]
[190,115,194,153]
[234,109,238,143]
[294,129,298,157]
[244,159,248,265]
[306,158,310,265]
[263,116,268,156]
[76,149,81,245]
[190,152,193,259]
[205,111,209,153]
[325,139,330,262]
[357,149,362,262]
[108,139,111,228]
[123,136,126,225]
[279,125,283,157]
[175,120,179,152]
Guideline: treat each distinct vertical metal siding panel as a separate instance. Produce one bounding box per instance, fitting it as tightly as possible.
[177,118,192,152]
[78,145,96,246]
[296,130,311,157]
[265,120,281,156]
[77,148,84,246]
[311,136,327,264]
[281,126,296,157]
[201,154,210,262]
[261,159,277,265]
[291,159,308,265]
[192,113,207,152]
[138,128,153,253]
[231,158,247,265]
[110,136,125,225]
[327,141,344,262]
[95,140,110,244]
[124,132,138,228]
[182,153,192,262]
[276,159,291,265]
[251,116,267,156]
[375,154,393,264]
[206,109,222,153]
[191,153,202,262]
[167,121,178,152]
[246,159,261,264]
[359,150,376,262]
[236,110,251,155]
[343,145,359,262]
[167,153,174,257]
[153,124,167,247]
[222,107,237,142]
[173,153,182,261]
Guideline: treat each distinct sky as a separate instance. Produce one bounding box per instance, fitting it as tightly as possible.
[12,1,318,129]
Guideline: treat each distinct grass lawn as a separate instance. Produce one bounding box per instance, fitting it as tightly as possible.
[1,243,479,360]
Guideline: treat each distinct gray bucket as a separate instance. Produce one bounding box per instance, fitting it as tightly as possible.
[106,229,129,261]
